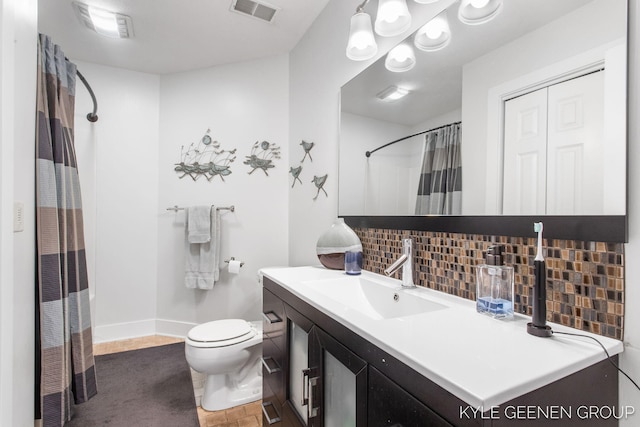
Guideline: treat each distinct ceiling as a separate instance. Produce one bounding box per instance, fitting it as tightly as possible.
[38,0,331,74]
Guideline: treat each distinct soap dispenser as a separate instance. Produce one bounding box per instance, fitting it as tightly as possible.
[476,245,514,320]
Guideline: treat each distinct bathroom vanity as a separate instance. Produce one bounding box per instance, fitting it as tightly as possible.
[260,266,623,426]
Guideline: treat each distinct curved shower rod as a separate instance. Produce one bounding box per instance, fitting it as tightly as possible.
[76,69,98,122]
[365,121,461,157]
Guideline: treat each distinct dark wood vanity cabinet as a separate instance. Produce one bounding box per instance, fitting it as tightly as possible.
[262,278,447,427]
[368,365,451,427]
[309,326,368,427]
[262,286,310,426]
[262,276,618,427]
[262,286,368,426]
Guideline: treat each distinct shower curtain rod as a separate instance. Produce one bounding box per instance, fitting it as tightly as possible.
[76,69,98,122]
[365,121,461,158]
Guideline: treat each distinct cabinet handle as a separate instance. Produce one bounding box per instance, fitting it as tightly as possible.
[261,356,282,374]
[301,368,310,406]
[302,369,319,419]
[308,375,319,419]
[261,401,282,425]
[262,311,282,324]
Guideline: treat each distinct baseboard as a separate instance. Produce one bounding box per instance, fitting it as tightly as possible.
[155,318,197,339]
[93,319,156,344]
[92,319,206,343]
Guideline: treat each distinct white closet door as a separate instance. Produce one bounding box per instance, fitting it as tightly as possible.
[547,71,604,215]
[502,88,548,215]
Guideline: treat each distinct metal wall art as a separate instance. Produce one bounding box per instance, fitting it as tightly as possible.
[300,140,314,163]
[175,130,236,181]
[312,174,328,200]
[244,140,281,176]
[291,139,328,200]
[289,165,303,188]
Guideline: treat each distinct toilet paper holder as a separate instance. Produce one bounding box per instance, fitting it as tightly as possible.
[224,257,245,267]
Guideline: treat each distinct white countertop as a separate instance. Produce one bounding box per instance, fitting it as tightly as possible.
[261,265,624,408]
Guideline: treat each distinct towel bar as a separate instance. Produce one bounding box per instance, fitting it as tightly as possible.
[166,205,235,213]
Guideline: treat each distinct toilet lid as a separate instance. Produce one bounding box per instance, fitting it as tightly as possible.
[187,319,254,343]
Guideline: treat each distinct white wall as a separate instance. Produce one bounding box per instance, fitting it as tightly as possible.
[339,112,412,215]
[156,55,290,335]
[73,55,290,341]
[73,61,161,343]
[0,0,36,425]
[410,109,461,136]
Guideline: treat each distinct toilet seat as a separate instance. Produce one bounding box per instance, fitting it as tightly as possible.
[187,319,257,348]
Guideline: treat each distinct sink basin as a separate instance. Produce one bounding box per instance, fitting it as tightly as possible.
[299,276,447,320]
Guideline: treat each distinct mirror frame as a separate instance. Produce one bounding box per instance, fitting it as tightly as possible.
[341,1,629,244]
[343,215,627,242]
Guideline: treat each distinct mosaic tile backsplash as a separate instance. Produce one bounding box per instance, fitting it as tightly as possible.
[355,228,624,340]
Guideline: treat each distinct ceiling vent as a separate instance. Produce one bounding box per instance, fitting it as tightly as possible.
[231,0,278,23]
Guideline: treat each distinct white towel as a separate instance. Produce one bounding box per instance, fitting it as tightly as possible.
[185,207,220,290]
[187,206,211,243]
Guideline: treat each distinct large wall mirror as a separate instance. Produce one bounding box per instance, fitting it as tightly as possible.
[340,0,628,242]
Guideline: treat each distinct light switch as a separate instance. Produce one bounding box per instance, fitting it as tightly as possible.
[13,201,24,232]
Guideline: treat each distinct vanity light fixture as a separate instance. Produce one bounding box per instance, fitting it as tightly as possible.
[72,1,133,38]
[376,85,410,101]
[385,44,416,72]
[346,0,378,61]
[375,0,412,37]
[458,0,503,25]
[414,10,451,52]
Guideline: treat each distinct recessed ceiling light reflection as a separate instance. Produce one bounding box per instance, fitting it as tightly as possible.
[376,86,411,101]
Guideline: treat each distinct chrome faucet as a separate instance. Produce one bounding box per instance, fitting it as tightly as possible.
[384,238,416,288]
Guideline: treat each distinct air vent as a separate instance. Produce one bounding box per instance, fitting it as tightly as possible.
[231,0,278,23]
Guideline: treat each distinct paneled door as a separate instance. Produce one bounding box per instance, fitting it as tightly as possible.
[546,71,604,214]
[502,71,604,215]
[503,87,548,215]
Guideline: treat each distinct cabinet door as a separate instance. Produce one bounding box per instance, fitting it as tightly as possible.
[309,327,367,427]
[286,305,314,426]
[262,289,314,427]
[368,366,452,427]
[262,288,287,425]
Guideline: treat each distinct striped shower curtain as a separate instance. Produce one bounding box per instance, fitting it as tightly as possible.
[35,34,97,426]
[415,122,462,215]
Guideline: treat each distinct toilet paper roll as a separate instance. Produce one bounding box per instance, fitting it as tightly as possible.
[228,260,242,274]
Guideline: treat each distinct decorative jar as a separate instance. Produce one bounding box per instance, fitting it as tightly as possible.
[316,218,363,270]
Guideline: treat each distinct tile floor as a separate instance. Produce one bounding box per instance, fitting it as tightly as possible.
[94,335,262,427]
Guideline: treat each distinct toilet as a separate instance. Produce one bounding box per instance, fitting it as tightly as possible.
[185,319,262,411]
